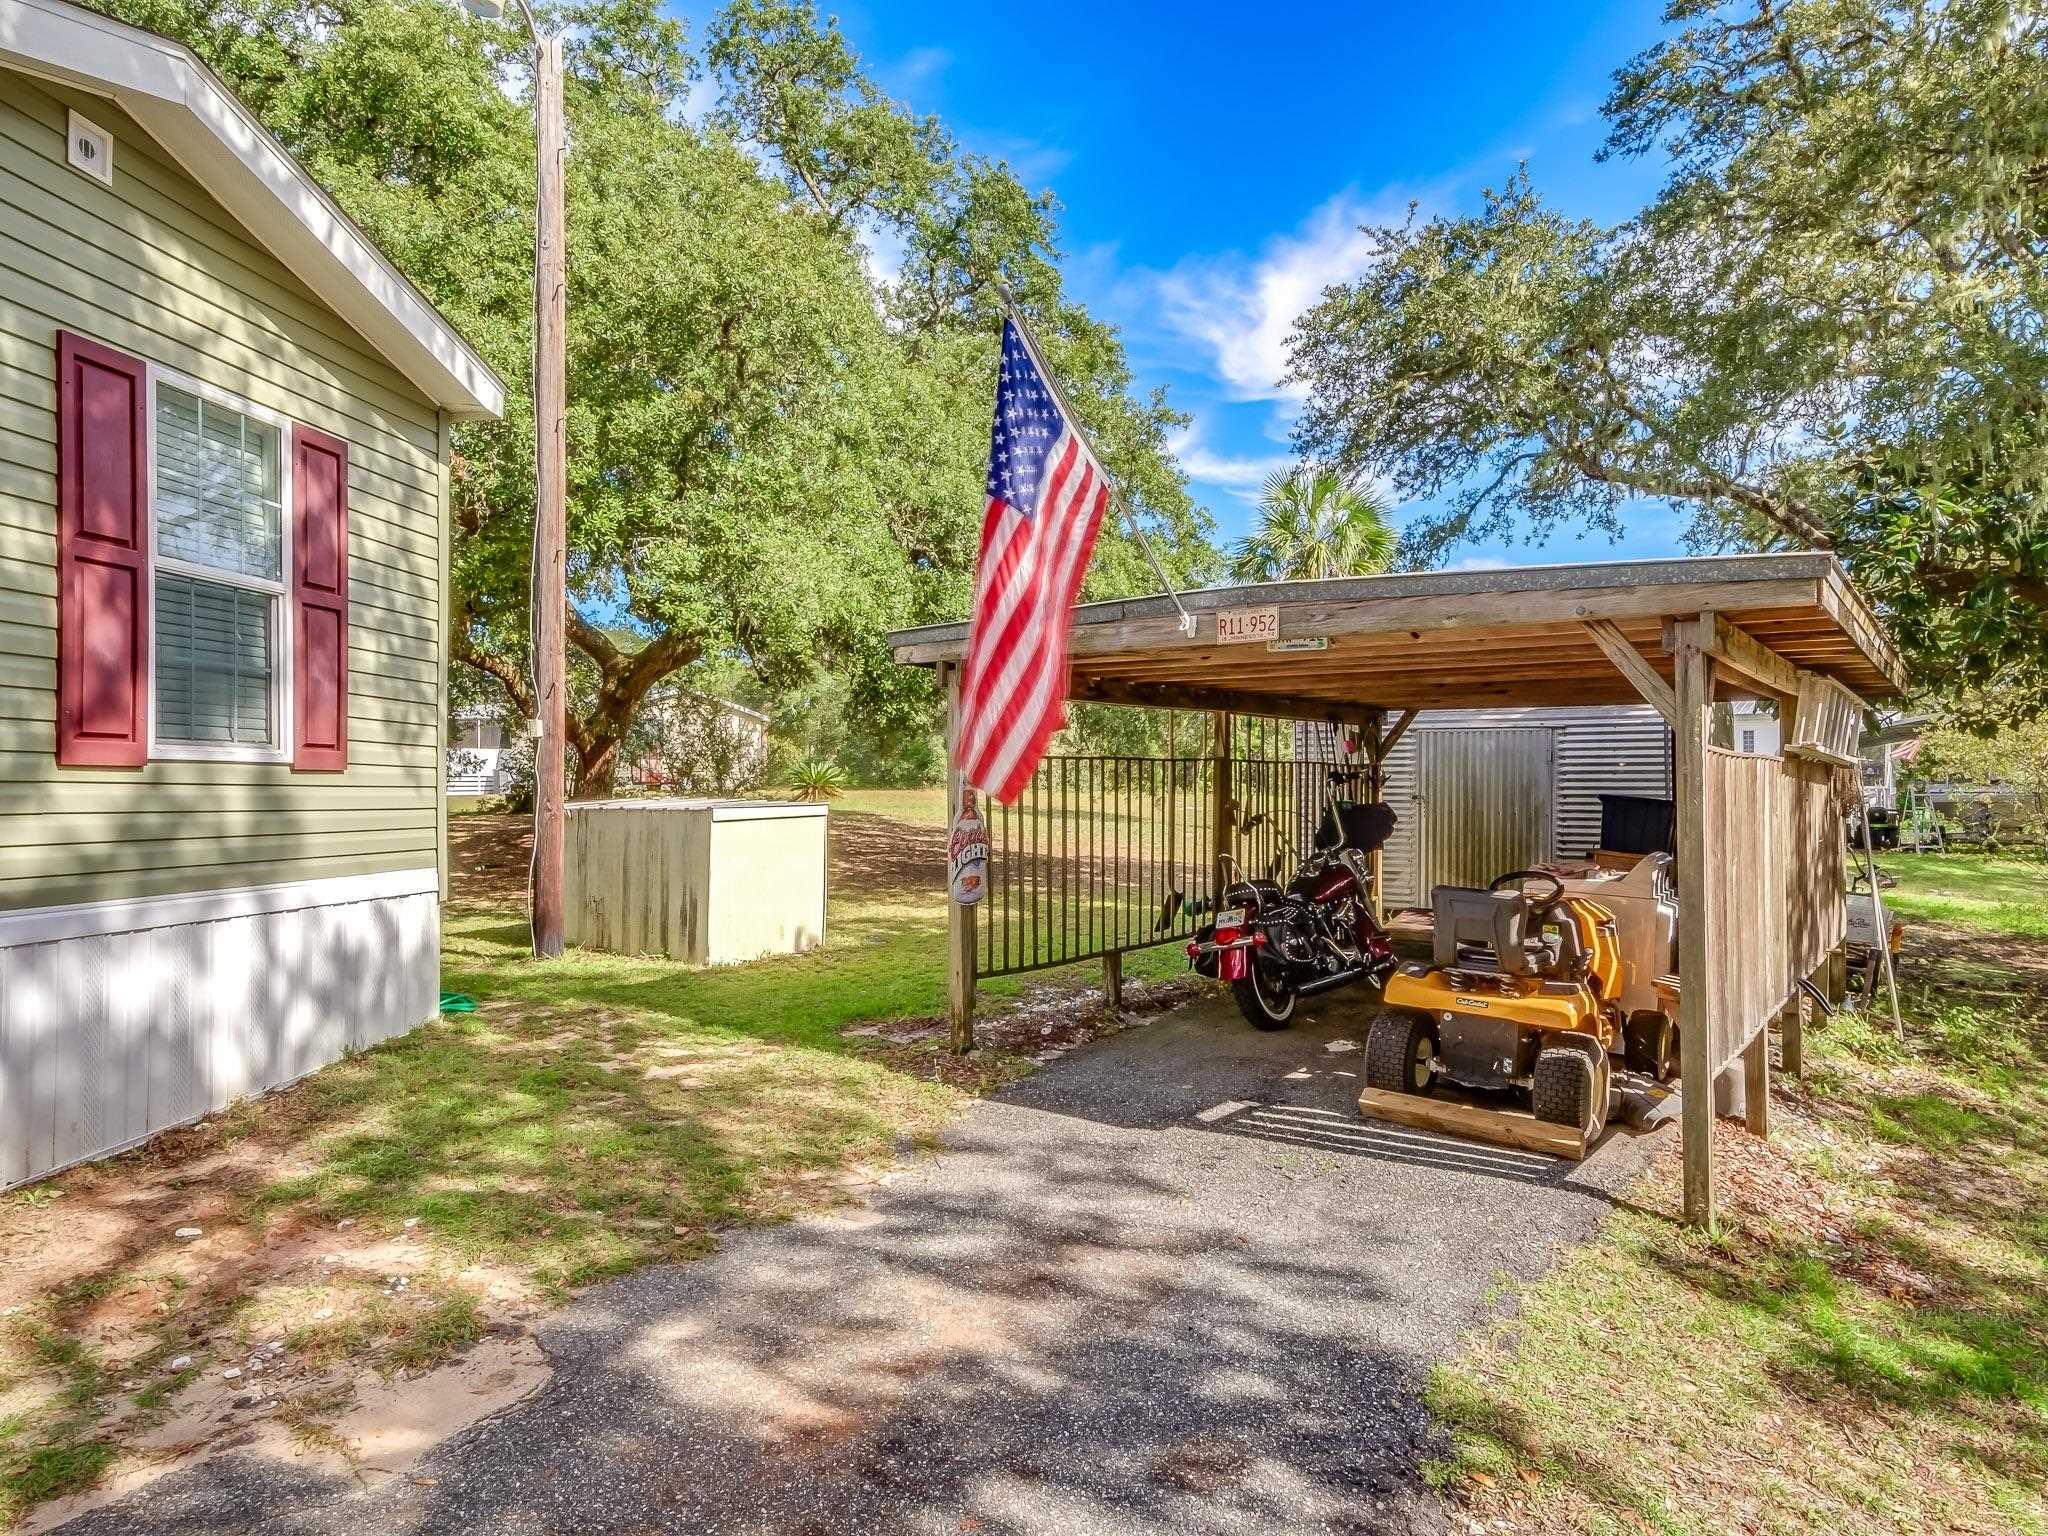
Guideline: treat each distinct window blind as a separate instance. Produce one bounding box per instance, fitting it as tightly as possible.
[155,573,274,745]
[155,383,282,580]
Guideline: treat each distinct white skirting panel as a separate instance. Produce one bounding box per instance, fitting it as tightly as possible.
[0,876,440,1189]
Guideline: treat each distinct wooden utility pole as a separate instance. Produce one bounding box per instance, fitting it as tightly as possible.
[530,33,567,958]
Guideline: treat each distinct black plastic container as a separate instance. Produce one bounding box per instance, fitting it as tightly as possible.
[1598,793,1676,855]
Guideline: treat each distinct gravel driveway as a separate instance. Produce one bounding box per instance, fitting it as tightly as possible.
[58,988,1663,1536]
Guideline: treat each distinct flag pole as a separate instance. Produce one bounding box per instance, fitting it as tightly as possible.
[993,285,1199,637]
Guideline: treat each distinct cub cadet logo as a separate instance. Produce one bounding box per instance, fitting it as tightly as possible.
[1453,995,1491,1010]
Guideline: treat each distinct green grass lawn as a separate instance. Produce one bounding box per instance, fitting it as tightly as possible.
[0,821,1188,1527]
[1426,852,2048,1535]
[1874,850,2048,939]
[812,785,948,824]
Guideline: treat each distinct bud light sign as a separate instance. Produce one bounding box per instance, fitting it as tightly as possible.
[949,789,989,905]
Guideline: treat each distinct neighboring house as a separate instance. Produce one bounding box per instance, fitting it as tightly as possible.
[0,0,503,1187]
[623,688,771,793]
[447,704,514,796]
[1731,698,1783,757]
[1859,713,1928,812]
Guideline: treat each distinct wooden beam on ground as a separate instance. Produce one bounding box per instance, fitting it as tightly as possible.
[1780,985,1806,1079]
[1674,636,1717,1229]
[1103,948,1122,1012]
[1358,1087,1588,1161]
[1583,619,1677,725]
[943,664,976,1053]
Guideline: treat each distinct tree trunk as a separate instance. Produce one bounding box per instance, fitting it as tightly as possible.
[454,609,701,803]
[572,732,624,800]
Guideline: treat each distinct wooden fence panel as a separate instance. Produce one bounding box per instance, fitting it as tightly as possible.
[1702,748,1788,1072]
[1701,748,1850,1074]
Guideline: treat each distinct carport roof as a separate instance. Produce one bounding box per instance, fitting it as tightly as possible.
[887,552,1906,718]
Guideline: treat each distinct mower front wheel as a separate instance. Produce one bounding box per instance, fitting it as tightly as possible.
[1365,1010,1438,1096]
[1532,1039,1610,1139]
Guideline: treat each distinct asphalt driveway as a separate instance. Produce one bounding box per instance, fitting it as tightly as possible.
[59,987,1663,1536]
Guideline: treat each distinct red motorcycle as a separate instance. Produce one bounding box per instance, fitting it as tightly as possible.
[1184,768,1399,1030]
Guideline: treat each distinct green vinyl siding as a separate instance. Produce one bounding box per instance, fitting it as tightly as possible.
[0,69,451,910]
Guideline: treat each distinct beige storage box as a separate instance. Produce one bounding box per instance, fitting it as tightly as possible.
[565,799,827,964]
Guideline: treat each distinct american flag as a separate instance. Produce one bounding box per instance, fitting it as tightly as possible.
[956,318,1110,803]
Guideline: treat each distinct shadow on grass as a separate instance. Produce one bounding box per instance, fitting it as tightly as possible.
[1427,914,2048,1533]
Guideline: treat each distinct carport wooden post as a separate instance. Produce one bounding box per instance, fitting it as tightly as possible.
[1364,710,1387,919]
[1673,634,1717,1229]
[944,663,977,1053]
[1211,711,1233,888]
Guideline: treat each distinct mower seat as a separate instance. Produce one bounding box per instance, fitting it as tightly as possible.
[1431,886,1561,977]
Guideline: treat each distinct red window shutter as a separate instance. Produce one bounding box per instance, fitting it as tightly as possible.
[291,424,349,771]
[55,332,150,768]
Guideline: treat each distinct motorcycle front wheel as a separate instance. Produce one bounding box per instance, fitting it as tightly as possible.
[1230,958,1298,1031]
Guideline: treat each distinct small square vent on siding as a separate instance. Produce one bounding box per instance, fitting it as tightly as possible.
[67,110,114,186]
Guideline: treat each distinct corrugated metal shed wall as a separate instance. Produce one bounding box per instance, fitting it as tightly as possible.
[1550,709,1674,860]
[1301,708,1672,908]
[1413,728,1553,895]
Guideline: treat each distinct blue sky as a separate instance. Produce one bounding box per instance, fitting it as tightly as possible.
[691,0,1697,569]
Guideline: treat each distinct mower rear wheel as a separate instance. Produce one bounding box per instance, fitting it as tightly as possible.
[1365,1011,1438,1096]
[1532,1042,1609,1138]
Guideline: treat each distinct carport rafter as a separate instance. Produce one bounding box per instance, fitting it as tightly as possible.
[893,553,1901,1229]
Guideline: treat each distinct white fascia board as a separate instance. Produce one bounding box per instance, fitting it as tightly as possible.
[0,0,505,421]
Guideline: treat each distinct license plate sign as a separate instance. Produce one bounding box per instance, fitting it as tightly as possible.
[1214,907,1246,928]
[1214,605,1279,645]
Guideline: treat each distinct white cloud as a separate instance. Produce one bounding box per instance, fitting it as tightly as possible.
[1169,427,1297,499]
[1152,183,1444,403]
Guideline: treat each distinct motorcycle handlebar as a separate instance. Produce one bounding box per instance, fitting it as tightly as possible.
[1327,767,1366,785]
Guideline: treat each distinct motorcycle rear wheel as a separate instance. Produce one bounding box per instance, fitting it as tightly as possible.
[1230,960,1298,1031]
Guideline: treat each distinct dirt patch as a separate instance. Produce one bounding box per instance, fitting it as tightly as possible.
[449,812,532,909]
[0,1105,552,1521]
[829,810,946,899]
[846,970,1208,1090]
[1152,1437,1254,1494]
[1899,916,2048,995]
[24,1333,549,1533]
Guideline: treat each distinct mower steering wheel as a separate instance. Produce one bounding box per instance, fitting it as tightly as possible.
[1489,870,1565,910]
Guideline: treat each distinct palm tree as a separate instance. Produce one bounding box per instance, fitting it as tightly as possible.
[1228,467,1397,583]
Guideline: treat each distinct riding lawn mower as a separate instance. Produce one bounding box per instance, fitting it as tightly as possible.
[1365,856,1680,1140]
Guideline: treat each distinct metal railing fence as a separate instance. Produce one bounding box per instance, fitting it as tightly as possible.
[978,715,1348,980]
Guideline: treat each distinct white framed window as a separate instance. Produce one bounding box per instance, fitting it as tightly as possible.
[1740,729,1757,753]
[145,367,293,763]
